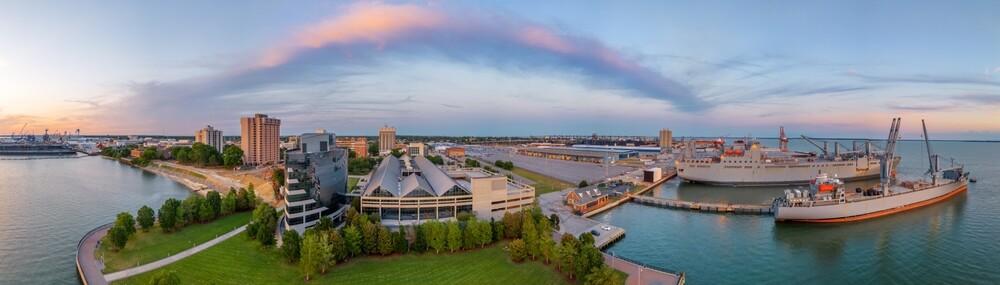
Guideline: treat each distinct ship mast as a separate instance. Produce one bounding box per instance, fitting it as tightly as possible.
[880,118,901,195]
[779,126,789,152]
[921,119,938,182]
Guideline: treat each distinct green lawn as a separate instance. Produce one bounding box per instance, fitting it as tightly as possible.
[348,177,360,191]
[115,237,569,285]
[511,167,574,195]
[98,211,252,273]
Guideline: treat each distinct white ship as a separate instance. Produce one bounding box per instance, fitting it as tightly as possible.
[774,118,969,223]
[675,127,892,186]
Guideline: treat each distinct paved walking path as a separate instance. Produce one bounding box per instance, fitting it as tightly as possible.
[604,253,684,285]
[102,225,247,282]
[77,223,112,285]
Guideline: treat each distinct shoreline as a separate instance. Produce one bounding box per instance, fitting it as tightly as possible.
[101,156,219,195]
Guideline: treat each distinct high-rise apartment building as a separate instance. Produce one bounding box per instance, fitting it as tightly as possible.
[378,125,396,155]
[195,125,224,153]
[240,114,281,166]
[659,128,673,153]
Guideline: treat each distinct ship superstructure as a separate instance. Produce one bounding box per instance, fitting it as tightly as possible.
[774,118,970,223]
[675,127,891,186]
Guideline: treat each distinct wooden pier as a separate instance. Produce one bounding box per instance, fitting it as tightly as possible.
[631,195,774,215]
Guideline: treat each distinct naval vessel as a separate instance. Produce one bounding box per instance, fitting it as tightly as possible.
[773,118,969,223]
[676,127,894,186]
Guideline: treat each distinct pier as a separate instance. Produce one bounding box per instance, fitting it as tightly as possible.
[631,195,774,215]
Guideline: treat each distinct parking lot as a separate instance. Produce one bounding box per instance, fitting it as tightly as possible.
[469,146,635,184]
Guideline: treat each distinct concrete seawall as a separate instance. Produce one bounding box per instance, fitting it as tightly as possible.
[76,223,112,285]
[631,195,774,215]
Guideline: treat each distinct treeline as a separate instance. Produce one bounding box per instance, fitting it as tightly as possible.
[464,158,481,167]
[493,160,514,170]
[277,207,621,284]
[424,155,445,165]
[348,157,381,175]
[171,143,243,167]
[279,209,504,281]
[103,185,259,250]
[503,209,622,285]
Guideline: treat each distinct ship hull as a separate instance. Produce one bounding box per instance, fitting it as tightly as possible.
[774,181,967,223]
[677,158,883,186]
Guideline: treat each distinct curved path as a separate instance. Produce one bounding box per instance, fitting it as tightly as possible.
[77,223,113,285]
[103,225,247,282]
[77,224,247,284]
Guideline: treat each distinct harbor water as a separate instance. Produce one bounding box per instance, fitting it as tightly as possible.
[0,156,191,284]
[593,140,1000,284]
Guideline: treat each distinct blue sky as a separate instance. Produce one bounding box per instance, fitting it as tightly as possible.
[0,1,997,139]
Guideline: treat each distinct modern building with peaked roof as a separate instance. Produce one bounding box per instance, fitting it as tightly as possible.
[361,155,535,226]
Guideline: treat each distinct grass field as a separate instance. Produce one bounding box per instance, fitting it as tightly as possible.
[115,237,569,285]
[348,177,360,191]
[98,211,252,273]
[511,167,574,195]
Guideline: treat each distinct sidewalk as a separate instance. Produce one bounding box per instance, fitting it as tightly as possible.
[103,225,247,282]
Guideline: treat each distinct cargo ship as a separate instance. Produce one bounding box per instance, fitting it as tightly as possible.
[675,127,894,186]
[773,118,969,223]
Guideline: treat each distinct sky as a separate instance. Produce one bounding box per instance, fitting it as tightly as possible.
[0,1,998,139]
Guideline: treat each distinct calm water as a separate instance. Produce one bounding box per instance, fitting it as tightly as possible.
[594,140,1000,284]
[0,156,191,285]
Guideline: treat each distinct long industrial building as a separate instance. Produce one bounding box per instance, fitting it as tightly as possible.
[360,155,534,226]
[516,146,637,163]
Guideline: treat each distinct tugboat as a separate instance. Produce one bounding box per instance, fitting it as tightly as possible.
[773,118,969,223]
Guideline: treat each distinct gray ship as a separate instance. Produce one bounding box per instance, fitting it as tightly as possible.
[773,118,969,223]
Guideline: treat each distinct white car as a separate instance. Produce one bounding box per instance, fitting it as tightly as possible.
[601,225,612,231]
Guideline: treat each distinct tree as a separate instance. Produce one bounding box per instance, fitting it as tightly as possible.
[361,222,378,254]
[377,226,394,255]
[221,190,237,215]
[584,265,624,285]
[106,224,130,250]
[446,221,463,253]
[425,155,444,165]
[550,214,560,231]
[222,145,244,167]
[329,230,347,263]
[394,226,409,254]
[502,211,521,239]
[206,191,222,218]
[115,212,136,236]
[250,203,278,246]
[300,231,331,281]
[522,214,539,260]
[271,168,285,200]
[281,230,302,263]
[367,142,379,157]
[244,183,257,209]
[141,147,159,161]
[559,234,580,279]
[148,270,181,285]
[576,245,605,282]
[509,239,527,262]
[578,180,589,188]
[158,198,180,232]
[136,205,155,232]
[425,221,447,254]
[464,158,480,167]
[412,224,427,253]
[314,217,333,232]
[463,219,480,250]
[198,200,213,222]
[492,219,505,242]
[343,226,362,257]
[236,187,250,211]
[540,236,556,264]
[478,220,493,247]
[579,232,596,246]
[390,148,403,158]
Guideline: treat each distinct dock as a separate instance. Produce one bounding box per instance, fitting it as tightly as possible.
[631,195,774,215]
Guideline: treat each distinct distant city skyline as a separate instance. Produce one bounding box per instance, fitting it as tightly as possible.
[1,1,998,139]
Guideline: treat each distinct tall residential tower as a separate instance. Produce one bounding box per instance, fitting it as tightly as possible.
[378,125,396,155]
[659,128,673,153]
[240,114,281,166]
[195,125,223,153]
